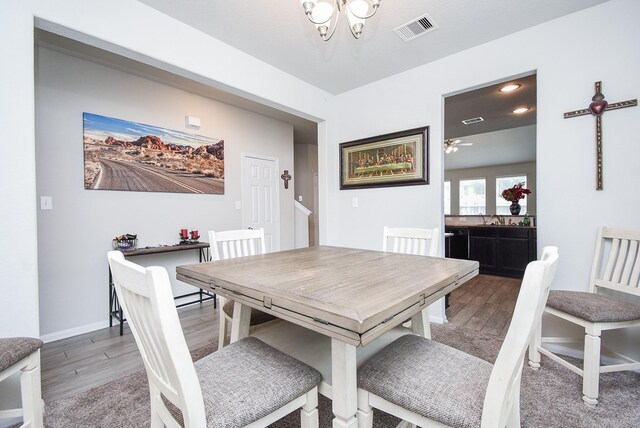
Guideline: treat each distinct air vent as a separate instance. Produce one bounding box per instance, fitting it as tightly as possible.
[393,13,437,42]
[462,117,485,125]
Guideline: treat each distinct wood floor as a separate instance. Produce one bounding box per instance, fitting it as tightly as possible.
[41,301,219,402]
[41,274,519,403]
[446,274,521,337]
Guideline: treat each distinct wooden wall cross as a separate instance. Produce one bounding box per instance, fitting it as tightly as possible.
[564,81,637,190]
[280,170,292,189]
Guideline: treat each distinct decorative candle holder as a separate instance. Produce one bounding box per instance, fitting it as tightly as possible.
[179,228,189,244]
[190,230,200,243]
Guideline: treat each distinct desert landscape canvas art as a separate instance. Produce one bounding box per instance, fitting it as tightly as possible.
[83,113,224,194]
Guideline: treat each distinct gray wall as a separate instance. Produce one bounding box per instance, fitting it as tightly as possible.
[294,143,318,246]
[35,46,295,338]
[445,162,537,215]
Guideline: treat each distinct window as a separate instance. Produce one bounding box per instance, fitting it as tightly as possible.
[444,181,451,215]
[459,179,486,215]
[496,175,527,215]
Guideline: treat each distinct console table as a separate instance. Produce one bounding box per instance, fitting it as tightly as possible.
[109,242,215,335]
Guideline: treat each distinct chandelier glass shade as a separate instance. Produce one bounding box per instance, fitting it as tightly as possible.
[300,0,382,41]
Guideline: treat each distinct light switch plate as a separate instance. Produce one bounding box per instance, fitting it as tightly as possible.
[235,201,241,210]
[352,197,359,208]
[41,196,53,210]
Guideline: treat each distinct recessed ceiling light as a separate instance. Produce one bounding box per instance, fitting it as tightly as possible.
[500,84,521,93]
[513,107,530,114]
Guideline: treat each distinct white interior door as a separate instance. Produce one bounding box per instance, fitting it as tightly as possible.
[242,154,280,252]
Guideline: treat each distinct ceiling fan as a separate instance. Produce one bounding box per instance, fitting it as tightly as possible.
[444,139,473,154]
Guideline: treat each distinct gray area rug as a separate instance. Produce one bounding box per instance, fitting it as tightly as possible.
[44,323,640,427]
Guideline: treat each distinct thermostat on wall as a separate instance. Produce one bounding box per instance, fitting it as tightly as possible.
[185,115,201,128]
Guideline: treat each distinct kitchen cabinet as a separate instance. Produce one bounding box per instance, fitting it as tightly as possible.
[470,227,536,278]
[469,227,498,271]
[445,227,469,260]
[447,226,536,278]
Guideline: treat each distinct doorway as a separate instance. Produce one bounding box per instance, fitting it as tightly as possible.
[241,153,281,252]
[443,73,537,334]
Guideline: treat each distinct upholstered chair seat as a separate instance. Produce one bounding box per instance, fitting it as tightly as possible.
[529,227,640,406]
[358,334,491,428]
[546,290,640,323]
[0,338,43,372]
[357,247,559,428]
[221,301,277,327]
[108,251,321,428]
[163,337,321,427]
[0,337,44,427]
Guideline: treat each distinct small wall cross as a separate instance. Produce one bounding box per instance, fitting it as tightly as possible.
[280,170,292,189]
[564,81,637,190]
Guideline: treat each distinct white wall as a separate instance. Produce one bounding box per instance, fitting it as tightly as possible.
[446,161,537,215]
[35,46,297,337]
[0,0,40,414]
[0,2,40,338]
[322,0,640,343]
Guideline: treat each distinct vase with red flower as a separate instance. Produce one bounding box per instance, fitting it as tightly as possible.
[501,182,531,216]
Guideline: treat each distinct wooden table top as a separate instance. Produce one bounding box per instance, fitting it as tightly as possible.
[177,246,478,346]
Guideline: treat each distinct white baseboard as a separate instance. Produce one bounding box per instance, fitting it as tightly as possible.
[40,320,111,343]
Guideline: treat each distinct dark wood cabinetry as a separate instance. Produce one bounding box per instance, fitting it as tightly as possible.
[445,227,469,260]
[469,228,498,271]
[447,226,536,278]
[470,227,536,278]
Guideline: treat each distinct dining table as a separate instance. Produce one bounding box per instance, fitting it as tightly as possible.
[176,245,479,428]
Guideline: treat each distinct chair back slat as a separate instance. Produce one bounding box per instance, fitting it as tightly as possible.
[629,241,640,288]
[621,240,638,286]
[612,239,629,282]
[208,228,266,261]
[383,227,440,257]
[482,246,559,427]
[107,251,206,426]
[592,227,640,293]
[601,238,619,281]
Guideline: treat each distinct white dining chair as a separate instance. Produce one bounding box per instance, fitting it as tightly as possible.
[0,338,44,428]
[208,228,277,349]
[382,226,440,257]
[107,251,320,428]
[383,226,440,338]
[528,227,640,406]
[357,246,559,428]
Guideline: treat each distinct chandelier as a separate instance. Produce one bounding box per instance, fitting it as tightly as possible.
[300,0,382,41]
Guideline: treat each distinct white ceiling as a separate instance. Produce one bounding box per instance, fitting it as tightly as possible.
[138,0,608,95]
[444,125,536,170]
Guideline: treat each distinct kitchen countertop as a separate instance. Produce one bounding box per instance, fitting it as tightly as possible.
[446,224,536,229]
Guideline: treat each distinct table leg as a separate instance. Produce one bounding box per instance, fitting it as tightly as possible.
[230,301,251,343]
[411,307,431,339]
[331,338,357,428]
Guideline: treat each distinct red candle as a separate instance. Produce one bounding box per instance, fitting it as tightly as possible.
[180,228,188,239]
[191,230,199,239]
